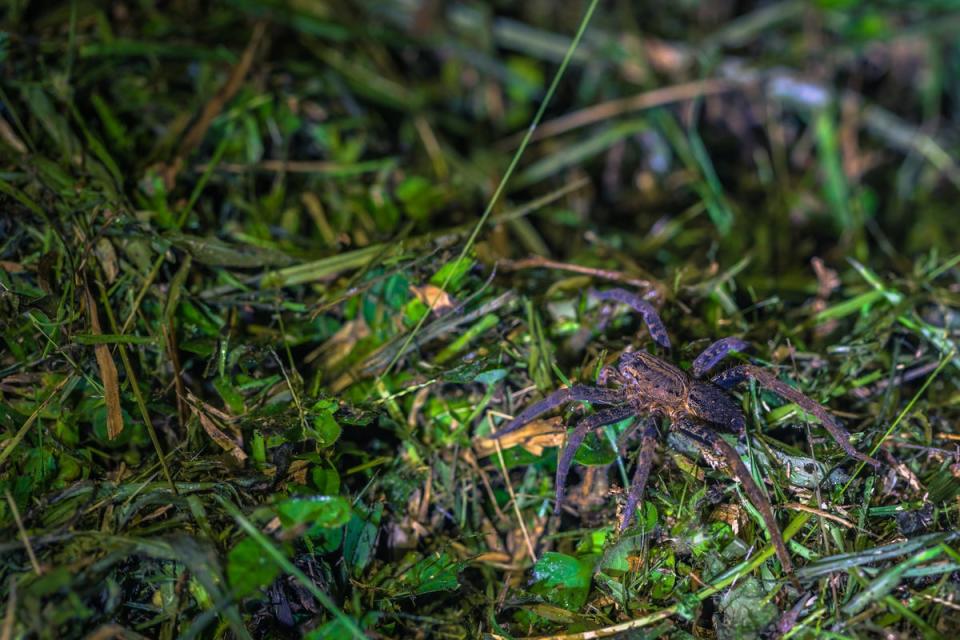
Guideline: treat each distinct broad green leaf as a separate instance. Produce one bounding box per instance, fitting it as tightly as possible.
[228,537,281,597]
[343,505,381,577]
[311,466,341,495]
[718,577,778,638]
[311,399,342,447]
[277,496,352,530]
[572,433,616,466]
[395,551,462,596]
[529,552,595,611]
[214,377,245,415]
[430,256,473,292]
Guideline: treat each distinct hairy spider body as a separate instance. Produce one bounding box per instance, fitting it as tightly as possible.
[494,288,881,577]
[614,351,746,434]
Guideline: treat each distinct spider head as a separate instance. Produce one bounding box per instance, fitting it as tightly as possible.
[616,350,686,405]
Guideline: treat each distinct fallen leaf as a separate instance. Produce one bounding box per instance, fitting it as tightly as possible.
[409,284,455,315]
[85,288,123,439]
[193,406,247,463]
[474,417,564,457]
[95,238,119,283]
[305,317,370,369]
[710,502,742,535]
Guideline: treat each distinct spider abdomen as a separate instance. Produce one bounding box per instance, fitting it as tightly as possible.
[687,380,746,434]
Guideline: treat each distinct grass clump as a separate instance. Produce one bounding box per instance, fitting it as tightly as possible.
[1,1,959,638]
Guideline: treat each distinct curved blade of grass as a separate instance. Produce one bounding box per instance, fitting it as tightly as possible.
[374,0,602,387]
[842,545,944,616]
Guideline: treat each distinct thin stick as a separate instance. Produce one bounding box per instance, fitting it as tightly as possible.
[782,503,856,530]
[500,255,653,289]
[500,79,736,146]
[1,577,15,640]
[489,415,537,564]
[4,490,41,575]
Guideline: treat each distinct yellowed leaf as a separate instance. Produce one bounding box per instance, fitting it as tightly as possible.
[474,417,564,457]
[409,284,455,314]
[196,411,247,463]
[94,238,119,283]
[305,317,370,369]
[85,288,123,440]
[474,551,512,565]
[286,459,309,484]
[710,502,742,535]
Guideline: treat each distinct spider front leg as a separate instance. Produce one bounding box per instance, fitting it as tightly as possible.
[692,337,751,378]
[590,288,671,349]
[495,385,619,438]
[552,407,635,514]
[620,418,659,531]
[677,419,795,577]
[711,365,880,468]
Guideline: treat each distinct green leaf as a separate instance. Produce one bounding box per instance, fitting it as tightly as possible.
[529,552,595,611]
[430,256,473,292]
[305,617,365,640]
[228,537,281,598]
[311,399,342,448]
[402,297,429,325]
[213,377,245,415]
[815,109,852,232]
[474,368,508,386]
[383,273,410,309]
[649,547,676,600]
[277,496,352,531]
[343,505,381,577]
[395,175,445,221]
[718,577,778,638]
[395,551,462,595]
[572,433,616,466]
[311,466,341,495]
[600,502,659,573]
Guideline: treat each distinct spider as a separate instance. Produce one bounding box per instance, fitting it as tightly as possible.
[493,288,880,575]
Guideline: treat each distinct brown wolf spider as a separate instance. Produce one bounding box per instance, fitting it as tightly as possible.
[494,288,880,575]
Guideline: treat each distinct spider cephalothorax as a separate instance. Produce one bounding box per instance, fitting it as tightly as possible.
[494,288,880,576]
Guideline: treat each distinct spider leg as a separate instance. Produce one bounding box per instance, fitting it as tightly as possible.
[692,337,751,378]
[590,288,671,349]
[495,385,619,437]
[620,418,659,531]
[678,419,795,576]
[554,407,635,514]
[711,365,879,468]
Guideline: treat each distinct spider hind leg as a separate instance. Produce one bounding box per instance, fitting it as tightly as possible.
[620,419,659,531]
[678,419,795,576]
[554,407,634,514]
[711,365,879,468]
